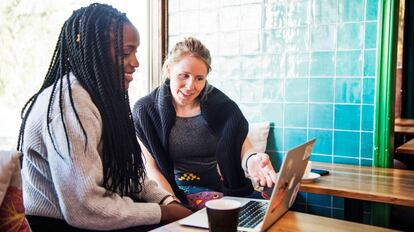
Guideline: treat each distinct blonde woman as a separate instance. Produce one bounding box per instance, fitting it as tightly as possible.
[133,37,277,209]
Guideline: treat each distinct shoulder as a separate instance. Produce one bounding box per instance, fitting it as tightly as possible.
[204,86,238,109]
[68,75,99,115]
[54,73,101,124]
[201,85,246,125]
[134,93,155,110]
[70,78,92,102]
[43,74,99,120]
[132,88,160,119]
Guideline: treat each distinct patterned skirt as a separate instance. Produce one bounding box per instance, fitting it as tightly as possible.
[174,170,268,209]
[175,170,223,209]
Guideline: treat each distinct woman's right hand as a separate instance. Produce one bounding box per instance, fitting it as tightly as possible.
[160,203,192,223]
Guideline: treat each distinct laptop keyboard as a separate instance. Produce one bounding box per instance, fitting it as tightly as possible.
[238,201,269,228]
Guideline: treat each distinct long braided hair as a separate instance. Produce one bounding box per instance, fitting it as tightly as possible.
[17,3,145,198]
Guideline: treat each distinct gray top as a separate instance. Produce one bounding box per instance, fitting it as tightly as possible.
[169,114,218,173]
[21,73,172,230]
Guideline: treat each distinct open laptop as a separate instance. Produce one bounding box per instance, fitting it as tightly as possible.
[179,139,316,232]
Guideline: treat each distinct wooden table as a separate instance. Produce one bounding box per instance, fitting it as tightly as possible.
[153,162,409,231]
[152,211,396,232]
[395,118,414,126]
[300,162,414,224]
[396,138,414,155]
[300,162,414,207]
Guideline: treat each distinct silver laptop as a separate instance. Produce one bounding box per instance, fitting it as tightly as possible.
[179,139,316,232]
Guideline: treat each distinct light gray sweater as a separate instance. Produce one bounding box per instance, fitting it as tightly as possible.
[21,74,172,230]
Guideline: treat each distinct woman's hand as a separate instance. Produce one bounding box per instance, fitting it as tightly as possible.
[246,153,278,188]
[160,203,192,223]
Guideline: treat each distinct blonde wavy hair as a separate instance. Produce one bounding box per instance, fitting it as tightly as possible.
[162,37,213,100]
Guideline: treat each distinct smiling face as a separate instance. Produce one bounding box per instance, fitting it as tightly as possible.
[110,22,140,90]
[166,55,208,108]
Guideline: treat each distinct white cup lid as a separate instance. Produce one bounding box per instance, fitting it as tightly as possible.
[205,199,241,210]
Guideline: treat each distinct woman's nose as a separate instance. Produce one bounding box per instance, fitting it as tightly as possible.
[185,77,195,89]
[131,54,139,68]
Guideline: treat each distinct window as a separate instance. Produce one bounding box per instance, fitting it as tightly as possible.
[0,0,150,149]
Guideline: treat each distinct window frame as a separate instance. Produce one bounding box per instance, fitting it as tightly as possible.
[149,0,168,90]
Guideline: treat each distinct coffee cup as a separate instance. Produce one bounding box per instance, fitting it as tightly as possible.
[205,199,241,232]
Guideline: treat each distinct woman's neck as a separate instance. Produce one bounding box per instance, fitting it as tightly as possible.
[173,101,201,117]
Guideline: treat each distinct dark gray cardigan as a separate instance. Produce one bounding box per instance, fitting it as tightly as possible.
[133,81,253,203]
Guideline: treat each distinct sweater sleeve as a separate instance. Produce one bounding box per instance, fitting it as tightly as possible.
[46,84,169,230]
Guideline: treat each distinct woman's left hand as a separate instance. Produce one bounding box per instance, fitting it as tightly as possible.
[246,153,278,188]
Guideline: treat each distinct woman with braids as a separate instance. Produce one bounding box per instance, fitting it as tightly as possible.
[133,37,277,210]
[18,3,191,231]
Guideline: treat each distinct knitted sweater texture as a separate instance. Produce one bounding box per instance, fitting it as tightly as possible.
[21,74,171,230]
[133,81,254,203]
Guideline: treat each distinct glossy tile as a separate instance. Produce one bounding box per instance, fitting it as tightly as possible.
[363,78,375,104]
[261,103,284,126]
[364,50,377,77]
[262,54,286,78]
[335,78,362,104]
[263,79,284,101]
[284,128,307,151]
[309,129,333,154]
[336,51,363,76]
[309,104,333,129]
[311,52,335,76]
[285,78,308,102]
[307,193,332,207]
[333,196,344,209]
[307,205,332,217]
[309,78,334,103]
[366,0,379,21]
[311,24,336,51]
[334,156,360,165]
[334,131,360,157]
[333,209,345,219]
[241,4,262,30]
[264,2,286,29]
[284,103,308,127]
[365,22,378,49]
[240,55,263,78]
[337,23,364,50]
[362,105,374,131]
[170,0,379,221]
[361,132,374,159]
[334,105,361,130]
[286,53,310,77]
[287,0,311,27]
[338,0,364,22]
[310,154,333,163]
[313,0,338,24]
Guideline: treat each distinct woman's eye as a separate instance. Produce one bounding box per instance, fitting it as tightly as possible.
[123,49,135,57]
[179,74,189,78]
[197,77,205,81]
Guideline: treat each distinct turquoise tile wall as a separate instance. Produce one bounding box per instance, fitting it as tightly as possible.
[168,0,379,221]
